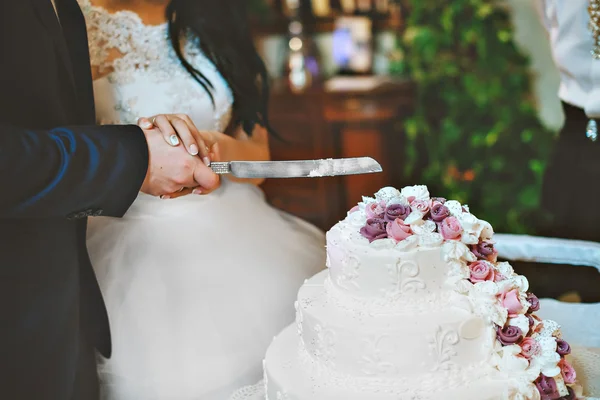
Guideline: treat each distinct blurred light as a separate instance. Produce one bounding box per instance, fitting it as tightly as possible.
[289,37,303,51]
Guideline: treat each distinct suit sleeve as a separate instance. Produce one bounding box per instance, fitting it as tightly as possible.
[0,123,149,219]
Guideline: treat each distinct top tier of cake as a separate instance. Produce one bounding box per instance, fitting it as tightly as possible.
[326,186,495,312]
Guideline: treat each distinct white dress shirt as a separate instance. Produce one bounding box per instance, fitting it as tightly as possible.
[50,0,60,22]
[536,0,600,118]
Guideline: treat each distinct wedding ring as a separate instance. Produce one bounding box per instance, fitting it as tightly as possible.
[178,187,185,192]
[151,116,157,125]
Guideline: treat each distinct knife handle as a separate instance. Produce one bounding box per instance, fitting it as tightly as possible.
[209,162,231,175]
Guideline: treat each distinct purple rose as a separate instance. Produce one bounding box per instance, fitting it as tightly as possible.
[470,240,498,262]
[431,197,446,204]
[384,204,410,222]
[527,292,540,313]
[360,218,388,243]
[535,374,561,400]
[556,339,571,356]
[430,202,450,222]
[559,386,577,400]
[365,202,385,219]
[496,325,524,346]
[527,314,535,328]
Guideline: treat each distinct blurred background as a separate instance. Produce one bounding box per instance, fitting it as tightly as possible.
[246,0,600,302]
[247,0,562,235]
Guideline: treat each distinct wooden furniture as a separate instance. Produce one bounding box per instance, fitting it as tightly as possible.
[262,78,415,230]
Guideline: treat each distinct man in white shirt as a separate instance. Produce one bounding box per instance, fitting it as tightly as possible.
[536,0,600,241]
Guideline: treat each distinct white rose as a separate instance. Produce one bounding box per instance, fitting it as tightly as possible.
[395,235,419,251]
[458,213,484,245]
[480,219,494,240]
[442,241,475,262]
[530,336,561,377]
[374,187,401,204]
[494,345,529,374]
[358,196,377,211]
[411,220,436,235]
[399,185,430,202]
[507,275,529,293]
[419,232,444,247]
[345,209,366,228]
[387,196,410,207]
[403,210,425,225]
[508,315,530,337]
[496,262,515,279]
[447,259,470,279]
[454,278,474,295]
[537,320,560,338]
[444,200,464,216]
[369,238,396,250]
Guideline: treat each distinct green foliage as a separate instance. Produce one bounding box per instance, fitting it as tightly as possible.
[397,0,554,233]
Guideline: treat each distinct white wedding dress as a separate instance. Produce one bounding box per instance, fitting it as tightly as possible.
[78,1,326,399]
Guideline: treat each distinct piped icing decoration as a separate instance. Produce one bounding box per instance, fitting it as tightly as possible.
[350,186,581,400]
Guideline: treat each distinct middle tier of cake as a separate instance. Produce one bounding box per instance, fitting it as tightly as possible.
[296,271,497,379]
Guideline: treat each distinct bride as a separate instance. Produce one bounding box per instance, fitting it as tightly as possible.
[81,0,325,398]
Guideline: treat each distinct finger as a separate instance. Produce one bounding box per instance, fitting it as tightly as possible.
[177,114,213,164]
[210,142,221,162]
[167,188,194,199]
[153,115,180,147]
[137,117,154,130]
[170,117,202,157]
[192,163,220,192]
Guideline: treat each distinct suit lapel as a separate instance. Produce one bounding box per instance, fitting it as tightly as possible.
[29,0,77,94]
[57,0,97,123]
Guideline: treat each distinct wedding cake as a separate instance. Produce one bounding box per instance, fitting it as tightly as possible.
[263,186,582,400]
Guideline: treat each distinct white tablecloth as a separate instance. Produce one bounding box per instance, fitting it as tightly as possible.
[229,346,600,400]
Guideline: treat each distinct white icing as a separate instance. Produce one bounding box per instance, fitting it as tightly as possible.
[263,185,582,400]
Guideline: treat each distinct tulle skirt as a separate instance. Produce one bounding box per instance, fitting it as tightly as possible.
[86,180,326,399]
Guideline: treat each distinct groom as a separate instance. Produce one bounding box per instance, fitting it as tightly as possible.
[0,1,219,399]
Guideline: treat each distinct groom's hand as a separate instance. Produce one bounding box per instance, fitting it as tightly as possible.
[139,127,220,197]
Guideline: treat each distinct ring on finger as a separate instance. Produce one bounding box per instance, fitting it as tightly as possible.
[151,116,157,125]
[178,187,185,192]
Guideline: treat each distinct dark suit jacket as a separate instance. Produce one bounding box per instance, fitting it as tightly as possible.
[0,0,149,398]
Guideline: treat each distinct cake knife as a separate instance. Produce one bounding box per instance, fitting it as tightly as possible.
[209,157,382,179]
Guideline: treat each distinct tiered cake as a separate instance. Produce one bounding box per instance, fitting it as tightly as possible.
[264,186,581,400]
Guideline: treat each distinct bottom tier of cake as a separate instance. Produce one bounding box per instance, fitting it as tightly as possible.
[264,324,526,400]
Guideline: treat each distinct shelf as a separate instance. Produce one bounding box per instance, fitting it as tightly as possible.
[250,13,400,36]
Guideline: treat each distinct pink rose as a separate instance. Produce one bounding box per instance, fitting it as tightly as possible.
[520,337,541,360]
[493,273,507,282]
[439,216,463,240]
[410,199,430,215]
[558,359,577,384]
[366,202,385,219]
[499,289,525,317]
[386,218,413,242]
[469,261,496,283]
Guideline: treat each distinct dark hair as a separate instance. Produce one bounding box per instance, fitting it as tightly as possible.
[165,0,274,137]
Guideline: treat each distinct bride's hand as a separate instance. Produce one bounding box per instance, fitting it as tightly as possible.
[138,114,216,167]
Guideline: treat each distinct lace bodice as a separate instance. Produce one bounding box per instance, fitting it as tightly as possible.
[77,0,233,131]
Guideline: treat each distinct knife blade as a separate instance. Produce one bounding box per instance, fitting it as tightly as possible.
[209,157,382,179]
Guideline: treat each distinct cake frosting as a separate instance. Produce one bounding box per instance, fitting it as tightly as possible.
[263,185,583,400]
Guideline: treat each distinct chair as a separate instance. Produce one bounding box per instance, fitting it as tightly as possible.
[494,233,600,348]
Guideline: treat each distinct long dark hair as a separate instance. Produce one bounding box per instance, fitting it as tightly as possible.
[165,0,274,136]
